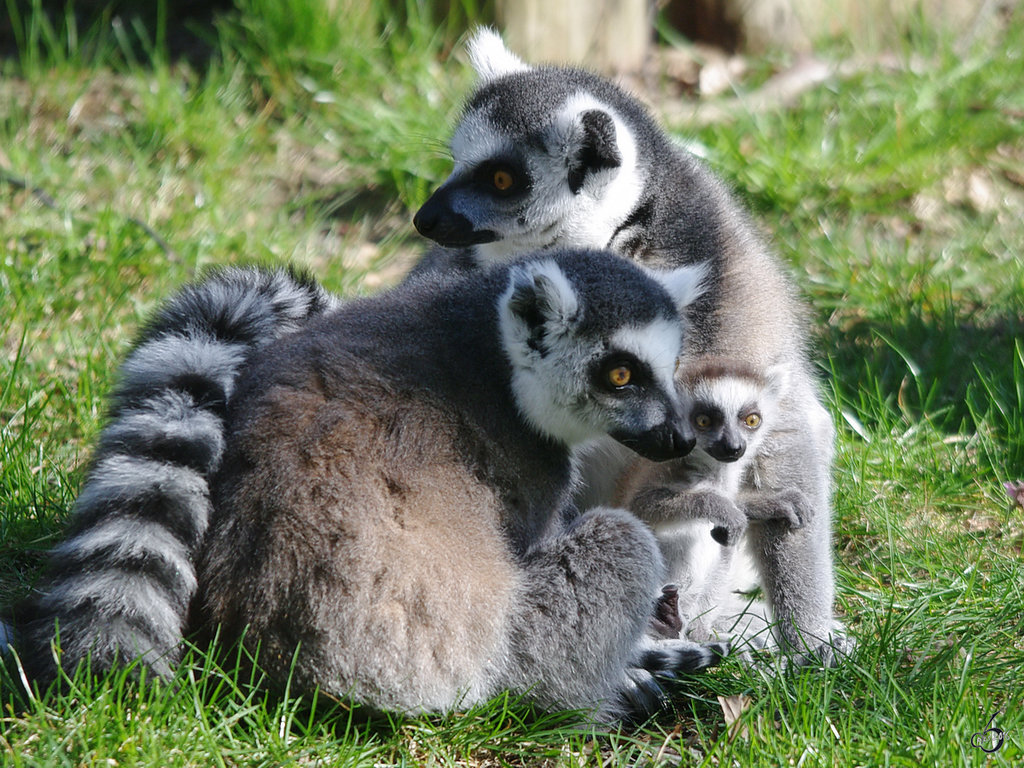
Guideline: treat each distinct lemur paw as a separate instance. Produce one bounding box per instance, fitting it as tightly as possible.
[743,488,810,529]
[650,584,683,639]
[792,633,856,669]
[687,489,747,546]
[617,667,668,722]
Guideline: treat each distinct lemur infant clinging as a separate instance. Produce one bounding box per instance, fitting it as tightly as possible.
[414,29,849,664]
[192,249,725,724]
[615,359,808,646]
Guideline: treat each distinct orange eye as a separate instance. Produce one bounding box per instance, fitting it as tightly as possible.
[694,413,712,430]
[492,169,515,191]
[607,365,632,388]
[744,413,762,429]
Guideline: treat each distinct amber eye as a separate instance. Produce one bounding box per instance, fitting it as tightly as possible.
[493,169,515,191]
[694,413,712,430]
[744,413,762,429]
[607,365,632,388]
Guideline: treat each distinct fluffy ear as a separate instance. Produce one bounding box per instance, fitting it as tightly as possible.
[764,363,792,398]
[467,27,529,83]
[568,110,622,194]
[503,260,580,355]
[654,261,709,317]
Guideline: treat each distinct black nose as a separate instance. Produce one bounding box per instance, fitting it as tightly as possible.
[413,193,497,248]
[611,421,695,462]
[413,196,442,237]
[671,423,697,457]
[710,440,745,463]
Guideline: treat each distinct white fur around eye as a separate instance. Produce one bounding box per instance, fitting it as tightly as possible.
[690,375,773,421]
[450,112,515,174]
[610,320,684,392]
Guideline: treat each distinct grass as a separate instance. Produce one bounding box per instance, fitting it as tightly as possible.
[2,0,1023,765]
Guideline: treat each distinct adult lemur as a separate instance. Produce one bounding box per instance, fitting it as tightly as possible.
[192,249,722,721]
[412,29,847,664]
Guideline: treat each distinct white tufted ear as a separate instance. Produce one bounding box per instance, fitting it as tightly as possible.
[466,27,530,83]
[654,261,710,318]
[764,363,792,399]
[501,259,580,361]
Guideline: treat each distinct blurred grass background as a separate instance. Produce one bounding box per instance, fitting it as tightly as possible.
[1,1,1022,765]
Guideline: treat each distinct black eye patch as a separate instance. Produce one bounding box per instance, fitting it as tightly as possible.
[692,405,725,430]
[592,353,652,394]
[474,160,531,197]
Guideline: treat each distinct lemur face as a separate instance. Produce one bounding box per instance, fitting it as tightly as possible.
[413,44,646,265]
[682,366,784,465]
[690,392,762,463]
[499,254,706,461]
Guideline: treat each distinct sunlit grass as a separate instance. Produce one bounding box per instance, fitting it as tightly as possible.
[2,1,1022,765]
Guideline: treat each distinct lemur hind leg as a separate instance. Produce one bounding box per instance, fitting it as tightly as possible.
[502,507,725,723]
[747,387,852,666]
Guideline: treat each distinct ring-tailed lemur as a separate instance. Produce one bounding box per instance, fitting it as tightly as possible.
[3,28,845,684]
[615,359,807,647]
[3,268,340,687]
[411,28,849,665]
[192,249,723,723]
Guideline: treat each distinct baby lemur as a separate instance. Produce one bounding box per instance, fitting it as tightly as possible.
[615,359,809,646]
[192,249,723,724]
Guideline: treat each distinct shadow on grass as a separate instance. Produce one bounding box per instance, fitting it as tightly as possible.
[820,305,1023,463]
[0,0,232,65]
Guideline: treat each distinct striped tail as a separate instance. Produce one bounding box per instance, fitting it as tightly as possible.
[6,266,339,687]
